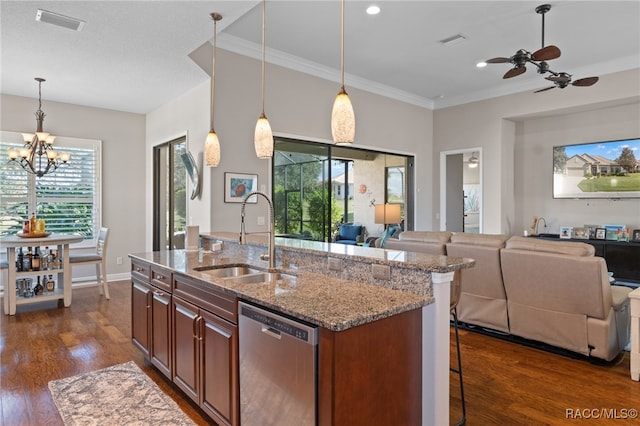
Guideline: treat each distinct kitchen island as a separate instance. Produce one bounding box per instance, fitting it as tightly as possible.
[129,233,474,425]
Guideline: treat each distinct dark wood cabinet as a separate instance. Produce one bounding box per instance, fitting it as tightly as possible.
[131,277,151,357]
[130,260,173,377]
[172,273,239,426]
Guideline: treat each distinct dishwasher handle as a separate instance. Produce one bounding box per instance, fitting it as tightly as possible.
[262,325,282,340]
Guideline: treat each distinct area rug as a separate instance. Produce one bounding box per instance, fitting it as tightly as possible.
[48,361,195,426]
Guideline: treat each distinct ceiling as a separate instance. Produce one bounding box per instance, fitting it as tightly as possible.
[2,1,639,114]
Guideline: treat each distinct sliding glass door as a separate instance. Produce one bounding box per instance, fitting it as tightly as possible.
[273,137,413,242]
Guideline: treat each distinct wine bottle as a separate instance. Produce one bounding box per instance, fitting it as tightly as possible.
[46,275,55,293]
[16,248,24,272]
[34,276,44,296]
[32,248,41,271]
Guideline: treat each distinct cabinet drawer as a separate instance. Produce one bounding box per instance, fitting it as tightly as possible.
[151,266,172,292]
[131,260,151,282]
[173,273,237,324]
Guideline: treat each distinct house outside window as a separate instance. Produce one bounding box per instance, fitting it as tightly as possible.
[0,132,101,248]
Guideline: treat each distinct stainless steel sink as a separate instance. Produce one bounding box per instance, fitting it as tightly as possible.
[228,272,295,284]
[194,265,262,278]
[193,264,295,284]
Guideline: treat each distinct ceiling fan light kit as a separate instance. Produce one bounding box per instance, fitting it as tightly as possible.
[486,4,599,93]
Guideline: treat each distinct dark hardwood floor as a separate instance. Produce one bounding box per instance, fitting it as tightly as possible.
[1,280,638,425]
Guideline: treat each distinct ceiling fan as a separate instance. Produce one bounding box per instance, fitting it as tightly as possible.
[534,73,599,92]
[485,4,560,79]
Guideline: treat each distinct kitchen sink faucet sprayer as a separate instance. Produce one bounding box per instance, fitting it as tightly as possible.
[240,191,276,270]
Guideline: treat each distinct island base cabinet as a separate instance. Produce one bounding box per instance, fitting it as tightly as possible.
[317,308,423,426]
[131,278,151,358]
[150,288,172,377]
[172,296,239,426]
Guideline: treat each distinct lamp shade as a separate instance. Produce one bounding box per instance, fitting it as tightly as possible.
[254,114,274,159]
[375,203,401,225]
[331,87,355,144]
[205,131,221,167]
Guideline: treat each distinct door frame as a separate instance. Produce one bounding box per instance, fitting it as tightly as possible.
[439,147,483,232]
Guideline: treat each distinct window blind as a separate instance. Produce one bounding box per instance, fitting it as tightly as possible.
[0,133,101,244]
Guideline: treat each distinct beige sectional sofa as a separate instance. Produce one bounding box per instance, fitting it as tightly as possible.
[376,231,632,361]
[501,236,631,361]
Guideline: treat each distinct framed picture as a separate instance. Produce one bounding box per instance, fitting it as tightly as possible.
[604,224,625,241]
[560,227,573,239]
[632,229,640,242]
[573,227,589,239]
[584,225,598,239]
[224,173,258,203]
[595,228,606,240]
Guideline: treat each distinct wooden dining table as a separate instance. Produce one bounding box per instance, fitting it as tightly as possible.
[1,233,83,315]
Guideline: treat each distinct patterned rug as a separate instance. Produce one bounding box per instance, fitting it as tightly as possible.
[48,361,195,426]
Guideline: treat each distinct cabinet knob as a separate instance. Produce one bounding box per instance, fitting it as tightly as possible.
[156,274,163,280]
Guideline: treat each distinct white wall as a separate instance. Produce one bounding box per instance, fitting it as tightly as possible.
[146,49,433,250]
[1,94,146,279]
[434,68,640,235]
[515,102,640,235]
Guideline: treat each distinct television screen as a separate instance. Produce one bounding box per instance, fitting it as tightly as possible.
[553,138,640,199]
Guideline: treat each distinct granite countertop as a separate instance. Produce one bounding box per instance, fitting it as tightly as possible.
[129,250,432,331]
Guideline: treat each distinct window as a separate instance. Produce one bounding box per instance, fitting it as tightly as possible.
[0,131,101,247]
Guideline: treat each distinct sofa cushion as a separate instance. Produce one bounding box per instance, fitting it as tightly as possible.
[505,236,595,257]
[338,224,362,242]
[450,232,508,248]
[398,231,452,244]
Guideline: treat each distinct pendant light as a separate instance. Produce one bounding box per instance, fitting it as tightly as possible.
[205,12,222,167]
[331,0,355,144]
[254,0,273,159]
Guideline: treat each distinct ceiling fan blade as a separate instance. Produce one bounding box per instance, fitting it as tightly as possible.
[486,57,511,64]
[534,86,556,93]
[532,45,561,61]
[503,66,526,79]
[572,76,599,87]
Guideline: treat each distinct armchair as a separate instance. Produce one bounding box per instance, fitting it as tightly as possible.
[334,224,365,245]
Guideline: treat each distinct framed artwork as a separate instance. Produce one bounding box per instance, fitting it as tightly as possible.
[604,224,625,241]
[573,227,589,239]
[224,173,258,203]
[632,229,640,242]
[595,228,606,240]
[584,225,598,239]
[560,227,573,239]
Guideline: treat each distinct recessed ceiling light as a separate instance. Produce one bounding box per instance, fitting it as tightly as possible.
[366,5,381,15]
[476,61,487,68]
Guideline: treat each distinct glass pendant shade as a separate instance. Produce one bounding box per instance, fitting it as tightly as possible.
[331,87,355,144]
[254,114,274,159]
[205,131,221,167]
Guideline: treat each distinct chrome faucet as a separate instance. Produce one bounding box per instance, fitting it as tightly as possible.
[535,217,547,235]
[239,191,276,270]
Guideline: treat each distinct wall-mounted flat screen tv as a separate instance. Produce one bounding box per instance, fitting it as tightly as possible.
[553,138,640,199]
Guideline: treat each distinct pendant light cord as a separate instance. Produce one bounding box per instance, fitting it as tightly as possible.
[340,0,345,90]
[260,0,266,115]
[210,13,220,131]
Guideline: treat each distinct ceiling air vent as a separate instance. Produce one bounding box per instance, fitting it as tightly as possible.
[439,34,466,46]
[36,9,85,32]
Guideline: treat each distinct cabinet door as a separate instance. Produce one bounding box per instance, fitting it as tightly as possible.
[150,288,172,377]
[172,296,200,403]
[131,278,151,357]
[200,309,239,426]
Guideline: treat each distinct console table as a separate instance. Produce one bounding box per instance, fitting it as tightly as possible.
[1,234,83,315]
[537,235,640,285]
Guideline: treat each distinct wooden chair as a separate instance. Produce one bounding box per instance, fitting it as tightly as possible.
[69,227,110,299]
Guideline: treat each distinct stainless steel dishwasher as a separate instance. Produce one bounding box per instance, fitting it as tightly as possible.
[239,301,318,426]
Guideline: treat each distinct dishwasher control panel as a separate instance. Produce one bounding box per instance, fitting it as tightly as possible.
[240,302,317,344]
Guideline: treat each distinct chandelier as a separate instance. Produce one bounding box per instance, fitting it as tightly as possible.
[7,78,70,177]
